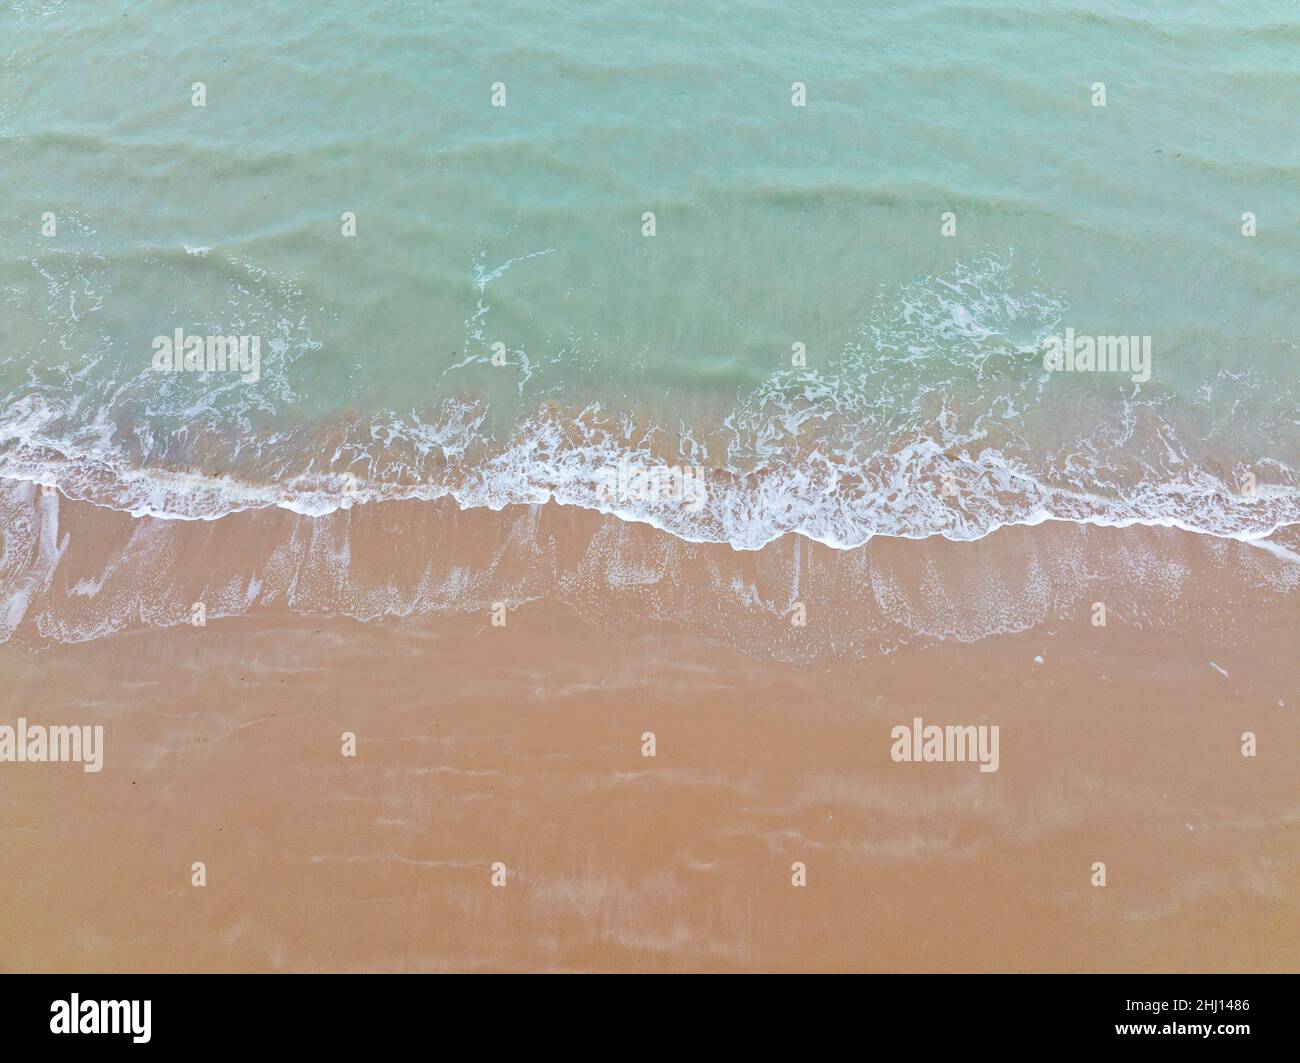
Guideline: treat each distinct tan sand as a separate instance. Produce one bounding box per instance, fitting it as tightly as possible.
[0,487,1297,971]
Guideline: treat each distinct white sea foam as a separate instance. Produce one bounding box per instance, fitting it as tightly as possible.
[2,402,1298,556]
[2,252,1297,555]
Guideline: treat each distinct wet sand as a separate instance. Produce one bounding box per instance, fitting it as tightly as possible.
[0,488,1297,971]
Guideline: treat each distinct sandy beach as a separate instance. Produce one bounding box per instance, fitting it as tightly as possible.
[1,486,1296,972]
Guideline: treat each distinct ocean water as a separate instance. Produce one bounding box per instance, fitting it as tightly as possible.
[2,0,1298,551]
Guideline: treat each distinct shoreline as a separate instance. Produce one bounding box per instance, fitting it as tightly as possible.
[3,480,1299,653]
[3,377,1298,546]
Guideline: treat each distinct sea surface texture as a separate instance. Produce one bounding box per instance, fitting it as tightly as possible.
[2,1,1297,557]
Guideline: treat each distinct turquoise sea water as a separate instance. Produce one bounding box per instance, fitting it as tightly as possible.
[2,0,1298,547]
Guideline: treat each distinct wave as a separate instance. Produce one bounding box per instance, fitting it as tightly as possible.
[2,248,1297,552]
[3,397,1299,554]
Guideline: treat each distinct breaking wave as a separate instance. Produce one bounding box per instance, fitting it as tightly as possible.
[2,251,1297,552]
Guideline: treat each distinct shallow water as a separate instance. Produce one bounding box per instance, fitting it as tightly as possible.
[2,0,1298,548]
